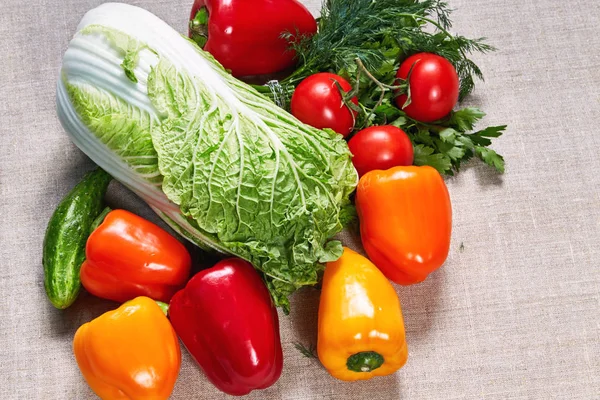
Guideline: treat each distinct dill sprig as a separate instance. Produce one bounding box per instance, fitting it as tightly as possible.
[294,342,318,359]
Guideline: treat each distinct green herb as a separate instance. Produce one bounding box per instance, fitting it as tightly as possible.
[259,0,506,175]
[294,342,318,359]
[373,104,506,174]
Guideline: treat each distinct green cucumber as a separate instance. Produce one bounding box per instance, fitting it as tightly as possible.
[42,168,112,309]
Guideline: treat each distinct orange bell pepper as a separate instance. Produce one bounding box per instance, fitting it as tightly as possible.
[73,296,181,400]
[356,165,452,285]
[318,247,408,381]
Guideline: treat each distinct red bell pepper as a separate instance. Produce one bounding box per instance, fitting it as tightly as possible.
[80,209,192,303]
[189,0,317,77]
[169,258,283,396]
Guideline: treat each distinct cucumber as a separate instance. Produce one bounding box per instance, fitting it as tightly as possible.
[43,168,112,309]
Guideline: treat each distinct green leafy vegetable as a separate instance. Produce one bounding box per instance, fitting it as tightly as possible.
[57,4,357,312]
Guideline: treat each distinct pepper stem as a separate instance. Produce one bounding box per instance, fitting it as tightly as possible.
[189,7,209,47]
[155,301,169,316]
[346,351,385,373]
[89,206,112,234]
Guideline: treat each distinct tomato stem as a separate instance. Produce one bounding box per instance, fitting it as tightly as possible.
[356,59,404,92]
[331,79,359,129]
[400,61,419,109]
[353,58,406,127]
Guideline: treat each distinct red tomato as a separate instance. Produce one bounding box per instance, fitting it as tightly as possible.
[348,125,414,177]
[395,53,459,122]
[290,73,358,137]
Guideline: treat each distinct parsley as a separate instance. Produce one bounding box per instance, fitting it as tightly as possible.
[376,104,506,174]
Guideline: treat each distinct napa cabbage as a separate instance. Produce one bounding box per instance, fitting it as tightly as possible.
[56,3,357,311]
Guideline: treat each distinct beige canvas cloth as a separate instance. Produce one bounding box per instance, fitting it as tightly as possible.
[1,0,599,398]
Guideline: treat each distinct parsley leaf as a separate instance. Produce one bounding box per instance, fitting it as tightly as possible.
[475,125,507,138]
[401,109,506,174]
[475,146,505,173]
[439,128,457,142]
[449,107,486,131]
[413,144,453,173]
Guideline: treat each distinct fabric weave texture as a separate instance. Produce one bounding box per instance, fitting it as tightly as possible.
[0,0,598,398]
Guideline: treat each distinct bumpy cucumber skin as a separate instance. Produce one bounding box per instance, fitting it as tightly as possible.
[43,168,111,309]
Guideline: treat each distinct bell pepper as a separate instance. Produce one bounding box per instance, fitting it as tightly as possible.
[169,258,283,396]
[356,166,452,285]
[73,296,181,400]
[80,209,191,303]
[189,0,317,77]
[318,247,408,381]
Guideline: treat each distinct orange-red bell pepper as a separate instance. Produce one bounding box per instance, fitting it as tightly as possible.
[80,209,191,303]
[356,166,452,285]
[73,296,181,400]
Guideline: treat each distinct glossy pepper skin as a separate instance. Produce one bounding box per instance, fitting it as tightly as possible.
[169,258,283,396]
[80,209,191,303]
[73,296,181,400]
[318,247,408,381]
[189,0,317,77]
[356,166,452,285]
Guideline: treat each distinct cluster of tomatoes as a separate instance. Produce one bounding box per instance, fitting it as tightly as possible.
[290,53,460,176]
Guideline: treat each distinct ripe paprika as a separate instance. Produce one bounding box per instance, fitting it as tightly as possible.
[189,0,317,77]
[73,297,181,400]
[81,209,191,303]
[356,166,452,285]
[169,258,283,396]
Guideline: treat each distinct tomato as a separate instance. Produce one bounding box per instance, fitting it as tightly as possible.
[290,73,358,137]
[395,53,459,122]
[348,125,414,177]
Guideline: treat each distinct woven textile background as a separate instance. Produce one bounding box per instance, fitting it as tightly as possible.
[1,0,599,399]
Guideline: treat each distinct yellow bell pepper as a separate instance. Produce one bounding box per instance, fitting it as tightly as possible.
[73,296,181,400]
[318,247,408,381]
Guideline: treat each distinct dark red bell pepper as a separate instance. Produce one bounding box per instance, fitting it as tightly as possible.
[189,0,317,77]
[168,258,283,396]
